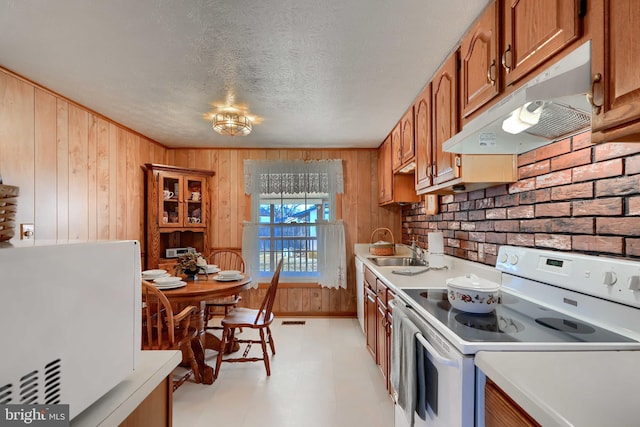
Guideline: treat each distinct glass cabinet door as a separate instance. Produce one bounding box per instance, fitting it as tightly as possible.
[158,173,207,228]
[185,176,206,228]
[160,174,181,227]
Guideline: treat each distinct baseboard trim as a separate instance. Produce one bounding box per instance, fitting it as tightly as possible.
[272,312,356,317]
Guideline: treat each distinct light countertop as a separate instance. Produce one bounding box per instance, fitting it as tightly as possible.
[354,243,501,295]
[71,350,181,427]
[476,350,640,427]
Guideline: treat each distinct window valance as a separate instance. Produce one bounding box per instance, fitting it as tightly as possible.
[244,159,344,196]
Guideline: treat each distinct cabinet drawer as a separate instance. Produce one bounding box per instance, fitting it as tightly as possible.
[364,266,377,287]
[376,278,388,306]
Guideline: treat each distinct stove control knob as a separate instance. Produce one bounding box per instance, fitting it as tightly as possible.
[628,275,640,292]
[602,270,618,286]
[499,253,508,263]
[509,255,519,265]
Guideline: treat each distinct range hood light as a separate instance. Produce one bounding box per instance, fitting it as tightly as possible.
[501,101,545,134]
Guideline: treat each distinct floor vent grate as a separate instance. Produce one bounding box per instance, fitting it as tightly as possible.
[282,320,306,325]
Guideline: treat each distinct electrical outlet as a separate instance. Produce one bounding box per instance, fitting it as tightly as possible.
[20,223,34,240]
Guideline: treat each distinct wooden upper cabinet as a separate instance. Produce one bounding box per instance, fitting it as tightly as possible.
[391,107,416,174]
[378,136,393,205]
[432,51,460,186]
[414,83,433,191]
[460,0,500,121]
[378,133,419,206]
[400,107,415,167]
[391,123,402,172]
[501,0,582,87]
[591,0,640,143]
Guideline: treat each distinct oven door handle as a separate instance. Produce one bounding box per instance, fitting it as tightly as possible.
[416,332,459,368]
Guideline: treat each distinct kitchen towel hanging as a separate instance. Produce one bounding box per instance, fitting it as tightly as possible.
[390,301,420,427]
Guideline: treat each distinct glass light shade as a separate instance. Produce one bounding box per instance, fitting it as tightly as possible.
[212,112,252,136]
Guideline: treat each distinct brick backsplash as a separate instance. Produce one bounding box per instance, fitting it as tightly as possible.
[401,132,640,266]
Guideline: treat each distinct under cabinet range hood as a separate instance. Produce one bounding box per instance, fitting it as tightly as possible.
[444,41,592,154]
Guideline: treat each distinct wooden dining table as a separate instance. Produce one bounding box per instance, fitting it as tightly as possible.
[160,273,252,384]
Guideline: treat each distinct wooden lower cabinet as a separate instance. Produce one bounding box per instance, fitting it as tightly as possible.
[119,375,173,427]
[485,378,541,427]
[376,301,387,377]
[363,265,394,395]
[364,286,377,358]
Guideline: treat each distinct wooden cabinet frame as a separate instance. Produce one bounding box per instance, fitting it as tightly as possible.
[144,164,214,270]
[591,0,640,143]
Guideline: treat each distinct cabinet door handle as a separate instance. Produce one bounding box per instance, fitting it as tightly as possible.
[487,59,496,85]
[501,44,512,73]
[587,73,603,114]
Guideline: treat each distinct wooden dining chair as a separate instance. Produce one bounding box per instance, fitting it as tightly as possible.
[204,249,246,330]
[141,280,202,390]
[214,258,283,379]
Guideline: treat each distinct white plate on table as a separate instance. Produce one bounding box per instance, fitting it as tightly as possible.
[205,267,221,274]
[143,273,170,280]
[143,269,166,275]
[154,281,187,290]
[153,276,182,285]
[212,274,244,281]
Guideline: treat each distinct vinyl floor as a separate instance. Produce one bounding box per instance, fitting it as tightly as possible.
[172,317,394,427]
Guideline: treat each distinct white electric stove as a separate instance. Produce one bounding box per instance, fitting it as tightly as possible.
[392,246,640,427]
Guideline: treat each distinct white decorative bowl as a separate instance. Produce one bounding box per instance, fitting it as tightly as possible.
[446,274,500,314]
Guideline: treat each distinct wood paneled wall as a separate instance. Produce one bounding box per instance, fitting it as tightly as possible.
[0,66,403,316]
[0,68,167,254]
[166,149,404,315]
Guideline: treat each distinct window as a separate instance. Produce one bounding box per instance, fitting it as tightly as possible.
[258,195,329,280]
[243,160,346,288]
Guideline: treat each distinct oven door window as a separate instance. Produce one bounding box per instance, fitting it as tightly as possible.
[417,346,438,418]
[413,332,468,427]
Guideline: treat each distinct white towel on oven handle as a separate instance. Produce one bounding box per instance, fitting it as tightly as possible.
[390,300,420,427]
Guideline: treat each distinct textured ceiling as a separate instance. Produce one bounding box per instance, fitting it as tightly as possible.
[0,0,490,148]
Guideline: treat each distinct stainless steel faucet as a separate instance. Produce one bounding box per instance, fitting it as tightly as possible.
[406,239,424,261]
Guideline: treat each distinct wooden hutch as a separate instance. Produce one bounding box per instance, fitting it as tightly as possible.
[144,164,214,270]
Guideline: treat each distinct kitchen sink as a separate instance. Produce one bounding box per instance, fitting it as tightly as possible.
[367,257,428,267]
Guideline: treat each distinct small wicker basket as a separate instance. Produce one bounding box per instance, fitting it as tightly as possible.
[369,227,395,256]
[0,184,19,242]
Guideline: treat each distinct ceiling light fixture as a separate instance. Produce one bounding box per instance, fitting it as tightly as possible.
[212,112,253,136]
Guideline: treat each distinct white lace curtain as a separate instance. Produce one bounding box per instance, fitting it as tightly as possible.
[244,159,344,196]
[242,159,347,289]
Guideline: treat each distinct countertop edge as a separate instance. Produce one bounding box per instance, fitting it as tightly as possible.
[71,350,181,427]
[475,351,566,427]
[475,350,640,427]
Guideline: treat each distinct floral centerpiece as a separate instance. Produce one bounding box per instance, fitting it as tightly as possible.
[175,252,207,279]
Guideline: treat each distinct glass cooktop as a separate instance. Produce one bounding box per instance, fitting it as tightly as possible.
[400,288,637,344]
